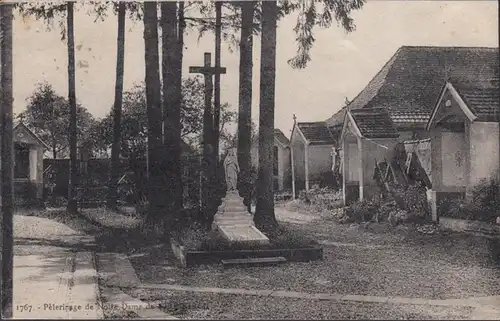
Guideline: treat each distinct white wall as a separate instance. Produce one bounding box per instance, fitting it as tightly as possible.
[347,141,360,181]
[469,122,500,185]
[441,131,466,186]
[307,144,334,181]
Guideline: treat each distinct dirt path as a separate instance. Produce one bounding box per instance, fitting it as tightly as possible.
[13,214,103,319]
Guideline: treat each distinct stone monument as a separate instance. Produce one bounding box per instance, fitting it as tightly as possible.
[212,148,269,245]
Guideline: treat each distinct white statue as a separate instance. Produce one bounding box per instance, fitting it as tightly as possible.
[223,148,239,191]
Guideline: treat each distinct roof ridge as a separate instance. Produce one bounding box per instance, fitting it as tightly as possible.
[297,121,327,125]
[325,47,405,126]
[351,106,388,112]
[344,47,404,112]
[400,45,499,51]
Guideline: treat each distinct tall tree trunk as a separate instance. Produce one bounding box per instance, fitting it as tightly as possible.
[212,1,224,208]
[1,5,14,318]
[254,0,278,231]
[107,2,126,210]
[66,1,78,214]
[143,1,164,224]
[176,1,185,211]
[213,1,222,162]
[161,1,181,224]
[237,0,255,212]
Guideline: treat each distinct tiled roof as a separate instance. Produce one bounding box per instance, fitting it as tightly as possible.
[327,107,347,129]
[13,121,50,149]
[349,108,399,139]
[273,128,290,147]
[297,122,335,145]
[452,78,499,122]
[326,46,499,129]
[250,128,291,146]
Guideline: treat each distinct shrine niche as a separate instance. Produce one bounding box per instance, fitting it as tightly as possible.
[1,122,49,207]
[426,79,500,221]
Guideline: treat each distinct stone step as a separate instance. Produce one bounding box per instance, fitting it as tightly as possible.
[218,211,251,216]
[216,221,253,226]
[221,256,287,269]
[224,198,244,204]
[215,215,253,220]
[218,225,270,245]
[219,210,252,216]
[223,196,244,202]
[215,220,253,225]
[223,207,248,212]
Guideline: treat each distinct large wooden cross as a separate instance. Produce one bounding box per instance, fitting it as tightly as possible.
[190,52,226,211]
[189,52,226,148]
[189,52,226,101]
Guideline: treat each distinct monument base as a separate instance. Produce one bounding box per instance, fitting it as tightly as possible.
[213,190,270,245]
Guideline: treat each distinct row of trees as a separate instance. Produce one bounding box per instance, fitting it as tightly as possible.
[2,1,365,316]
[12,0,365,229]
[19,79,236,159]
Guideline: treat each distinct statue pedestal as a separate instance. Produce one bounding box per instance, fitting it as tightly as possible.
[212,191,269,245]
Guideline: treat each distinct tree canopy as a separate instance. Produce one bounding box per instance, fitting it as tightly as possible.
[91,76,236,158]
[19,82,96,159]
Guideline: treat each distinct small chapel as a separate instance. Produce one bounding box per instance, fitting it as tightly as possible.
[0,121,48,207]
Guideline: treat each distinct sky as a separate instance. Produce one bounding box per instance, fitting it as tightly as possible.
[12,0,499,138]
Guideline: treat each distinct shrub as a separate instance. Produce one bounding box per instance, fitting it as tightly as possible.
[439,178,500,223]
[173,222,319,251]
[266,224,318,248]
[390,182,430,221]
[344,197,382,223]
[470,178,500,216]
[298,187,343,212]
[441,198,494,222]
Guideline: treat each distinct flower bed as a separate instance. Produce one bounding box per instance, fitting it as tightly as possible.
[170,223,323,267]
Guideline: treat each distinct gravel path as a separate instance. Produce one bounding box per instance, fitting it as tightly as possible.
[131,207,500,300]
[124,289,476,320]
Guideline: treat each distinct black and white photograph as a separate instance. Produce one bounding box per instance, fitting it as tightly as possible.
[0,0,499,319]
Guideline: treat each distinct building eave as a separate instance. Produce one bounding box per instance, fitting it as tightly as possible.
[426,82,478,130]
[291,122,310,145]
[14,122,51,150]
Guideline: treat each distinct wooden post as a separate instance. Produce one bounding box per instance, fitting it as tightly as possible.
[291,117,297,199]
[1,3,14,318]
[291,142,296,199]
[304,143,310,191]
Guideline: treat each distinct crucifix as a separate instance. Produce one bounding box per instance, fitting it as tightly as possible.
[189,52,226,152]
[189,52,226,212]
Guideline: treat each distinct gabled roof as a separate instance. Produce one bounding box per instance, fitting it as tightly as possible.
[250,128,291,147]
[326,46,499,129]
[348,108,399,139]
[296,122,335,145]
[452,78,499,122]
[13,121,50,149]
[427,78,499,129]
[327,107,348,129]
[273,128,290,147]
